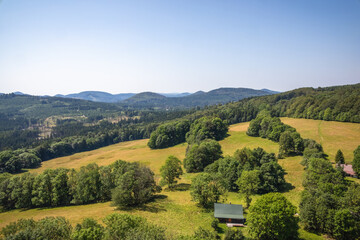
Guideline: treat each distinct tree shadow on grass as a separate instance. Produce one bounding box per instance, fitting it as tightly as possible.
[115,194,168,213]
[280,182,295,193]
[173,183,191,191]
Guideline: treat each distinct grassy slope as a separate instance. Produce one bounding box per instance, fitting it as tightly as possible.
[3,119,359,239]
[281,117,360,162]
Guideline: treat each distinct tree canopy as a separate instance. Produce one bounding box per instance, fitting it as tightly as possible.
[247,193,299,240]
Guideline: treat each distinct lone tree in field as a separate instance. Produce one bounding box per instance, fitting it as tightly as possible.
[335,149,345,164]
[352,146,360,176]
[247,193,299,240]
[236,170,260,208]
[190,173,227,208]
[160,155,183,189]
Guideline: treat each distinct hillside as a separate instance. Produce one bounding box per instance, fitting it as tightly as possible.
[56,91,135,103]
[2,118,358,239]
[121,87,273,108]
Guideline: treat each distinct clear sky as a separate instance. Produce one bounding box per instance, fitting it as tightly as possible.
[0,0,359,95]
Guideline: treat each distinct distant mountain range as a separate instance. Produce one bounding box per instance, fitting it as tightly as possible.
[2,87,279,108]
[120,87,279,108]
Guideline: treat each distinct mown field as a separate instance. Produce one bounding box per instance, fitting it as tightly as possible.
[2,119,360,239]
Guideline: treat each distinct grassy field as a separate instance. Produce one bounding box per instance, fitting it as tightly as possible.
[281,117,360,162]
[3,119,359,239]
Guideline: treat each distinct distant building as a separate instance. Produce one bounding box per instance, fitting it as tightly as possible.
[214,203,245,224]
[339,164,357,178]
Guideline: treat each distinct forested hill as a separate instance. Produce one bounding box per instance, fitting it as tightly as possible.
[120,87,273,108]
[199,83,360,125]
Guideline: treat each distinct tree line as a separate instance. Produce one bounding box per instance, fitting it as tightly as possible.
[299,144,360,239]
[0,160,160,210]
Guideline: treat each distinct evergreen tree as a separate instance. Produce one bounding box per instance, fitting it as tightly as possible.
[335,149,345,164]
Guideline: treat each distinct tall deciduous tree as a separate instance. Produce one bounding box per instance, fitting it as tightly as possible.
[190,173,227,208]
[236,170,260,208]
[160,155,183,189]
[247,193,299,240]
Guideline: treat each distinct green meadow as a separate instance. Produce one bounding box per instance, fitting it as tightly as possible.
[3,119,360,239]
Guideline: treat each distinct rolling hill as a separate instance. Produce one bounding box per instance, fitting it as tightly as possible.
[3,118,355,239]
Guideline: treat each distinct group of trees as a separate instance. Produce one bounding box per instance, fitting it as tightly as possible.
[299,145,360,239]
[148,116,228,149]
[247,111,304,157]
[204,147,286,208]
[0,160,160,210]
[1,214,166,240]
[147,120,190,149]
[186,144,286,209]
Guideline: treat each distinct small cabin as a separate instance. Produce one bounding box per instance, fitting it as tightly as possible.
[214,203,245,224]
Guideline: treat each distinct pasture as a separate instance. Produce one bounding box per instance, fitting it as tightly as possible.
[2,119,360,239]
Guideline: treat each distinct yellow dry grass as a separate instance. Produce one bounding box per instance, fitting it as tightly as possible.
[281,118,360,163]
[3,119,359,239]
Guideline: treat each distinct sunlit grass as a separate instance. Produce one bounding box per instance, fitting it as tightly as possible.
[4,119,360,238]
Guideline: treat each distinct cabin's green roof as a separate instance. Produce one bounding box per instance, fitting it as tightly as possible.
[214,203,244,219]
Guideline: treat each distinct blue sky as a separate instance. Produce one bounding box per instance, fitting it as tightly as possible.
[0,0,359,95]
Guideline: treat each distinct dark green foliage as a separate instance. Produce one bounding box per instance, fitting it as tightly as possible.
[186,117,228,144]
[72,218,104,240]
[246,112,304,157]
[299,153,360,239]
[160,155,183,189]
[184,139,223,173]
[71,164,102,205]
[335,149,345,164]
[0,160,160,210]
[211,218,219,231]
[352,145,360,176]
[332,209,360,240]
[112,163,160,207]
[1,216,72,240]
[148,120,190,149]
[279,131,304,157]
[247,193,299,240]
[205,147,285,194]
[190,173,227,208]
[224,228,246,240]
[205,156,241,191]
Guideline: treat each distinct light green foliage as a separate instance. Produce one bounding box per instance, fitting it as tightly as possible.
[352,145,360,176]
[247,193,299,240]
[103,213,165,240]
[335,149,345,164]
[192,227,219,240]
[160,155,183,189]
[236,170,260,208]
[184,139,223,173]
[72,218,104,240]
[190,173,227,208]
